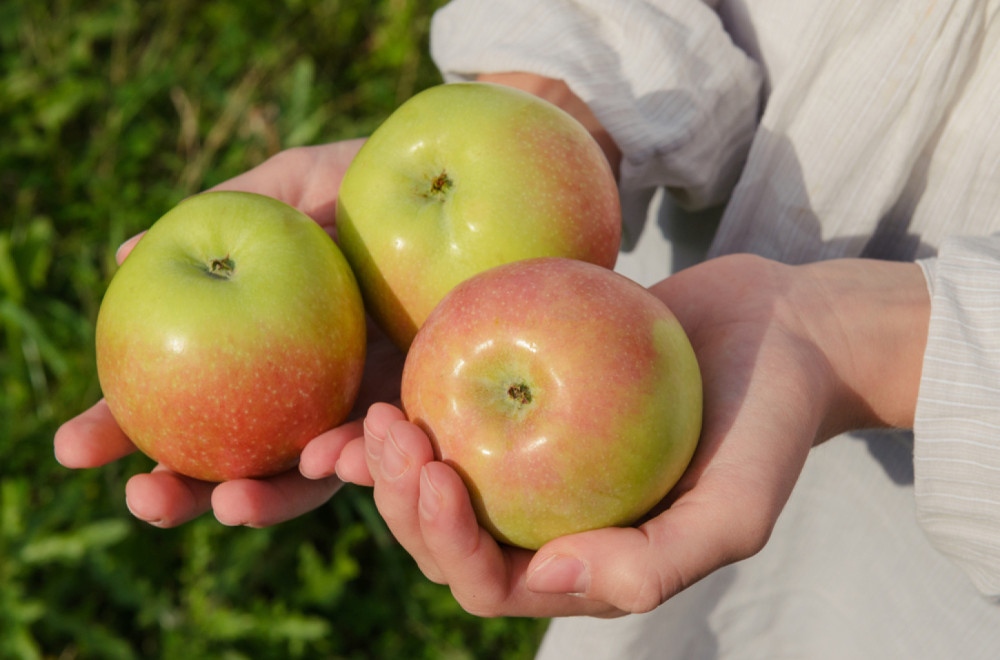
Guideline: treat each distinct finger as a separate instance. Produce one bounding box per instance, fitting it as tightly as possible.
[124,467,215,528]
[299,419,364,479]
[115,232,145,264]
[212,469,344,528]
[417,462,614,618]
[334,438,373,487]
[525,525,678,614]
[54,399,137,468]
[363,402,407,480]
[416,461,515,609]
[369,419,443,581]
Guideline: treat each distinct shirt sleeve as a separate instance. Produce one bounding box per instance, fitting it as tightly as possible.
[429,0,763,209]
[915,237,1000,598]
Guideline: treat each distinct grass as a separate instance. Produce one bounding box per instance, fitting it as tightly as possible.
[0,1,549,657]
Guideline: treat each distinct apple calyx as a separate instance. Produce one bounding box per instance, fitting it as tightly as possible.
[207,255,235,280]
[507,382,533,406]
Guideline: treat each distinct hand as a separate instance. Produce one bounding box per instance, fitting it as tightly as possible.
[54,138,406,528]
[357,254,929,617]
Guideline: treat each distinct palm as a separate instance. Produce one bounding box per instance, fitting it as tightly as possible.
[637,255,832,585]
[358,253,840,618]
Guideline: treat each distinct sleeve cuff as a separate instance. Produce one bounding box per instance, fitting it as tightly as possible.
[914,236,1000,598]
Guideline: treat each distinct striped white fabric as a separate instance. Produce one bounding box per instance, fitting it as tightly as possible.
[432,0,1000,657]
[431,0,763,208]
[916,240,1000,596]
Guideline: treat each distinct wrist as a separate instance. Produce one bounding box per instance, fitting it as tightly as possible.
[794,259,930,438]
[475,72,622,178]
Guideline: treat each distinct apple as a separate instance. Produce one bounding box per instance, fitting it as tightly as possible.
[400,257,702,550]
[336,82,621,350]
[95,191,367,482]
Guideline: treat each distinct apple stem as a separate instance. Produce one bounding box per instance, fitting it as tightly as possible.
[207,255,235,280]
[507,383,532,406]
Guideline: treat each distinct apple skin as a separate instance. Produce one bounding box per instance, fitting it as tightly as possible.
[400,257,702,550]
[95,191,367,482]
[336,82,622,350]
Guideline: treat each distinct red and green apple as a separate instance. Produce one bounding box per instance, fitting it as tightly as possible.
[95,191,367,482]
[336,82,622,350]
[400,257,703,550]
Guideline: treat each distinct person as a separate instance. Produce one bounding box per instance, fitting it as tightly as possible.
[56,0,1000,657]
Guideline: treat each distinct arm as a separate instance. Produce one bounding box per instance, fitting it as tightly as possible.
[461,2,1000,600]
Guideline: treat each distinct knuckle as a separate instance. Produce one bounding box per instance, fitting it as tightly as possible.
[606,556,675,615]
[624,587,665,615]
[416,560,448,586]
[602,568,669,614]
[728,512,774,562]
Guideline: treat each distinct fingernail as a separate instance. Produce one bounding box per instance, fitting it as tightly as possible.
[115,237,136,263]
[300,465,322,480]
[299,456,323,480]
[418,466,442,520]
[527,554,590,595]
[125,498,163,528]
[380,430,410,480]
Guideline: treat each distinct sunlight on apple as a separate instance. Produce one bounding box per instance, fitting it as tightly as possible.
[473,339,495,355]
[515,338,538,353]
[166,335,186,354]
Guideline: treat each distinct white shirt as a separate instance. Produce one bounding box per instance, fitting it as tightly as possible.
[430,1,1000,658]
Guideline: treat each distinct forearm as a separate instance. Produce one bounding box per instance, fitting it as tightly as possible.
[794,259,930,439]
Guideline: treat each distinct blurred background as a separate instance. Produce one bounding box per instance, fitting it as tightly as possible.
[0,1,548,657]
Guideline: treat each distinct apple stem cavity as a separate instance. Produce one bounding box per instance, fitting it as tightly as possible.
[427,170,453,198]
[507,382,533,406]
[207,255,236,280]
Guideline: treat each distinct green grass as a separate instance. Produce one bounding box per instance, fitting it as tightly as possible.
[0,1,548,657]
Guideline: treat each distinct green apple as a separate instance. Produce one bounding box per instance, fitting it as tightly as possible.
[400,257,702,550]
[95,191,366,482]
[336,82,621,350]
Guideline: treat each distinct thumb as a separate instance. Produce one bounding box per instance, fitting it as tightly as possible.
[525,495,772,614]
[115,232,145,265]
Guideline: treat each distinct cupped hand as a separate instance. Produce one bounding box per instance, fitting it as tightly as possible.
[54,138,408,528]
[357,253,929,617]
